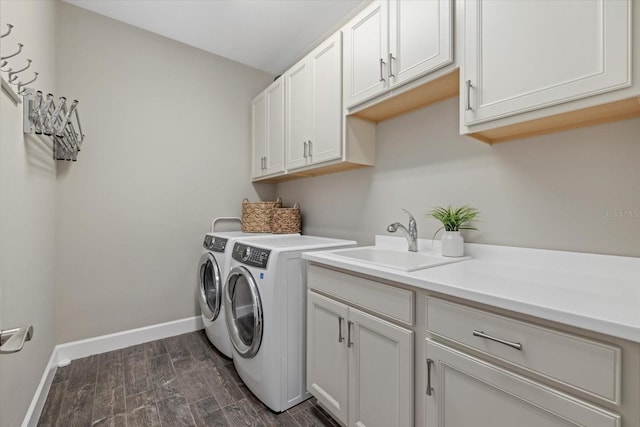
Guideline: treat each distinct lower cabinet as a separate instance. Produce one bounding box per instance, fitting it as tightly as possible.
[307,291,413,427]
[305,266,639,427]
[425,340,620,427]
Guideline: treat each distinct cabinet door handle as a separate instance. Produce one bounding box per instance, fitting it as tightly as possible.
[308,140,312,156]
[426,358,434,396]
[388,53,395,78]
[465,80,473,111]
[379,58,386,82]
[260,157,263,170]
[473,330,523,351]
[303,141,308,158]
[263,157,267,170]
[347,320,353,348]
[338,317,344,343]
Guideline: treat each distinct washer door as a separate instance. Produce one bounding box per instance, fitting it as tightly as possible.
[198,252,222,321]
[224,266,263,358]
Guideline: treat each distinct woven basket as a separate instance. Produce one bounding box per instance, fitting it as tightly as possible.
[241,197,282,233]
[271,203,301,234]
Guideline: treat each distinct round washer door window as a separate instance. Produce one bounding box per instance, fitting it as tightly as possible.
[198,252,222,321]
[224,266,263,358]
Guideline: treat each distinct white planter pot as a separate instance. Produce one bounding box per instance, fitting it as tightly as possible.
[441,231,464,257]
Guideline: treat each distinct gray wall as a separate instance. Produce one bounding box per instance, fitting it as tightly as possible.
[277,98,640,258]
[0,1,58,425]
[55,3,274,343]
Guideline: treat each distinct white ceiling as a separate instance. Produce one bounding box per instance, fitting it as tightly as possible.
[63,0,364,75]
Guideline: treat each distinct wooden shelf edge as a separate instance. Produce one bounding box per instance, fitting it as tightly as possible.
[252,161,372,184]
[469,96,640,144]
[351,69,460,123]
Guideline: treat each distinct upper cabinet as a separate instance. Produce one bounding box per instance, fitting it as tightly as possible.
[251,79,285,180]
[285,33,343,172]
[343,1,389,108]
[388,0,453,87]
[463,0,631,126]
[252,0,639,182]
[461,0,640,143]
[253,30,375,183]
[344,0,453,109]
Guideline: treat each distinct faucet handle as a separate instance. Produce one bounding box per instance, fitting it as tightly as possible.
[402,209,417,236]
[401,208,415,223]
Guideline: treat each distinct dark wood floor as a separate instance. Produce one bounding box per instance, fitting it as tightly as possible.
[37,331,339,427]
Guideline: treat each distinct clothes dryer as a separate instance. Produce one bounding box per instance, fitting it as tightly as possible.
[223,235,356,411]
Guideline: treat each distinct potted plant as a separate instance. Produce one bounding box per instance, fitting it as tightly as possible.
[426,206,479,257]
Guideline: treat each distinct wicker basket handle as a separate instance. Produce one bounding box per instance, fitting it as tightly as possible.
[276,197,282,204]
[242,198,249,203]
[293,203,300,209]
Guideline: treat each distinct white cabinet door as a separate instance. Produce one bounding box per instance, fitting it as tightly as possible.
[349,308,413,427]
[425,340,620,427]
[285,58,310,171]
[307,292,349,425]
[265,79,285,176]
[252,79,285,179]
[343,0,389,108]
[388,0,452,88]
[251,91,267,179]
[309,32,343,165]
[463,0,631,126]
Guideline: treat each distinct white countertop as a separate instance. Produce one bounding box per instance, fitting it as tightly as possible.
[302,236,640,343]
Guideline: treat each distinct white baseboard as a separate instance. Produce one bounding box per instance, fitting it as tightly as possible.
[22,347,59,427]
[55,315,204,364]
[22,316,203,426]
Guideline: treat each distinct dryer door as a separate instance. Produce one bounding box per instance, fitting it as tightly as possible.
[198,252,222,321]
[224,266,263,358]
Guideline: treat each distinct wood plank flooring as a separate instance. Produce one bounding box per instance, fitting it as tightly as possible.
[38,331,339,427]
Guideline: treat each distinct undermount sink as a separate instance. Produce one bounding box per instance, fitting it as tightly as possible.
[331,247,469,272]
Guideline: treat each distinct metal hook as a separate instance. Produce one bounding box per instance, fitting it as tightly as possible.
[0,43,23,61]
[1,24,13,39]
[0,60,9,71]
[17,72,38,94]
[7,59,31,80]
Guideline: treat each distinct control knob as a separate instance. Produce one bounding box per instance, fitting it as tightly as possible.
[242,247,251,262]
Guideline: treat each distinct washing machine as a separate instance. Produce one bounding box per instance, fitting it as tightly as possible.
[223,235,356,412]
[197,218,298,358]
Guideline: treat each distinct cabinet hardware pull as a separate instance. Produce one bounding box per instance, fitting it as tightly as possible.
[338,317,344,343]
[379,58,385,82]
[426,358,434,396]
[308,140,312,156]
[347,321,353,348]
[465,80,472,111]
[263,157,267,170]
[260,157,264,170]
[388,53,395,78]
[303,141,308,158]
[473,330,523,351]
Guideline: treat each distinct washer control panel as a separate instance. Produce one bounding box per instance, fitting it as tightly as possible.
[203,235,227,253]
[232,243,270,268]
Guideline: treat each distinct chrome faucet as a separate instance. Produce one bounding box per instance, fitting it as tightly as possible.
[387,209,418,252]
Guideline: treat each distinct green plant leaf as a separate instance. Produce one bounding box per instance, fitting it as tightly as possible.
[426,205,479,234]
